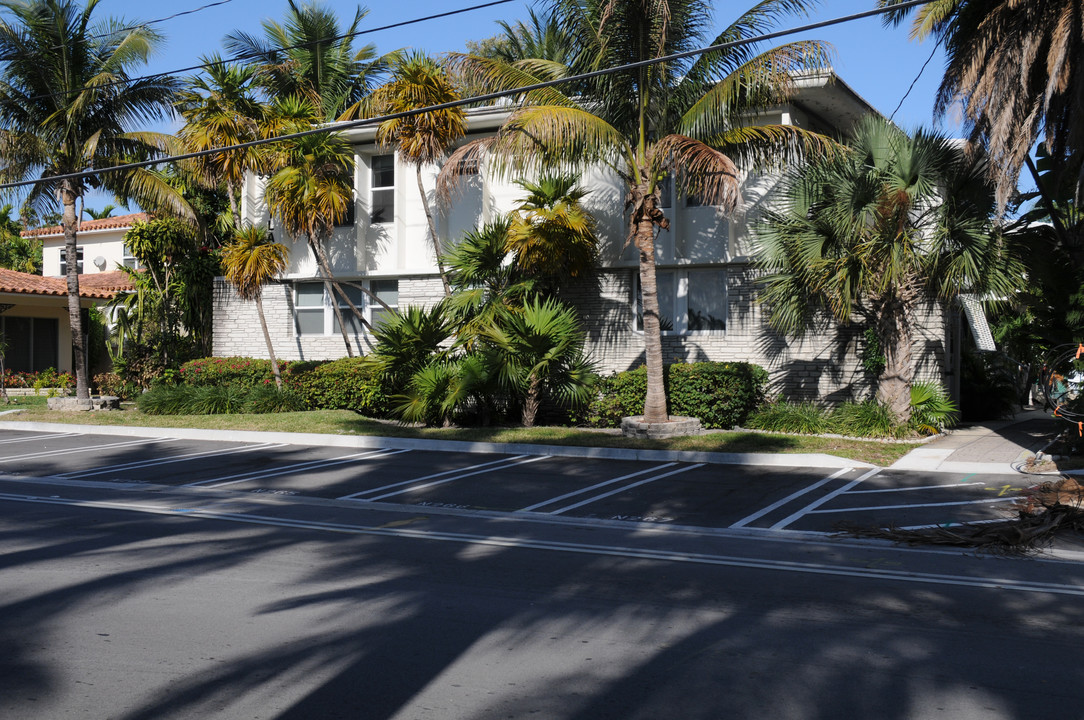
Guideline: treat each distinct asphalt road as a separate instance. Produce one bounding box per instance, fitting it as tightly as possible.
[2,480,1084,720]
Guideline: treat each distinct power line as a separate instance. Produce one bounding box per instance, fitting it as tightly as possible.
[15,0,519,106]
[0,0,935,193]
[889,41,940,122]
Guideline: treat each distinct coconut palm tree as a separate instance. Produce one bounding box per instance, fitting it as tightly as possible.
[440,0,832,424]
[0,0,188,399]
[224,0,389,122]
[756,117,1026,422]
[507,173,597,289]
[879,0,1084,212]
[222,225,289,388]
[263,130,364,355]
[368,51,465,296]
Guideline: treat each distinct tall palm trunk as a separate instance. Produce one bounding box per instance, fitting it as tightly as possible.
[417,166,451,296]
[306,233,369,357]
[522,373,542,427]
[254,293,282,389]
[876,298,915,424]
[60,181,89,399]
[632,183,669,423]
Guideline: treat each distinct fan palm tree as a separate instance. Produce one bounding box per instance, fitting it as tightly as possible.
[0,0,187,399]
[756,117,1025,422]
[224,0,389,122]
[222,225,289,388]
[263,129,364,355]
[367,51,465,296]
[507,173,598,288]
[879,0,1084,212]
[440,0,832,424]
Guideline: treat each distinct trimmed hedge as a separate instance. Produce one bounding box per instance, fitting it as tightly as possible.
[576,361,768,429]
[286,357,389,416]
[179,357,289,389]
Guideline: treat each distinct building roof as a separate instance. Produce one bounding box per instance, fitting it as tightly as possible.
[20,211,149,238]
[0,268,133,299]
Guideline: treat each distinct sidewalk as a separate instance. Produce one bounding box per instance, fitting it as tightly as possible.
[890,408,1060,474]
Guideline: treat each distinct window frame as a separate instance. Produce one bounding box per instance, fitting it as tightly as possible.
[633,267,727,335]
[369,153,395,225]
[59,246,83,275]
[294,278,399,336]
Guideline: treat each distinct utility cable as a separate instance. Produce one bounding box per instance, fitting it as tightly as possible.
[888,41,939,122]
[0,0,935,193]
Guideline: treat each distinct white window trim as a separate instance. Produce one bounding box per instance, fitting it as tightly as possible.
[633,268,727,335]
[59,246,84,275]
[294,279,398,336]
[369,153,395,226]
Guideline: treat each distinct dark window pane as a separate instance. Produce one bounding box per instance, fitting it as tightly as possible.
[332,311,363,335]
[687,270,726,331]
[371,189,394,224]
[336,284,365,307]
[371,307,396,328]
[296,308,324,335]
[371,279,398,306]
[371,154,394,188]
[297,282,324,307]
[4,316,31,372]
[32,318,58,371]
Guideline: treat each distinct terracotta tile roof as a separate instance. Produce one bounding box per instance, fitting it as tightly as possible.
[0,268,133,299]
[20,211,150,238]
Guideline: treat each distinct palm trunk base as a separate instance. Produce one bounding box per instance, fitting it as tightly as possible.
[620,415,702,439]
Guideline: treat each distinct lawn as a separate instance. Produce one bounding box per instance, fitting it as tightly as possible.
[0,395,921,466]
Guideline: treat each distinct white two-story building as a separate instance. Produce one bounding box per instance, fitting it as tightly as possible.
[213,72,956,402]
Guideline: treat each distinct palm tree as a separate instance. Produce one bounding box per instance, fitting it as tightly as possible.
[176,57,270,230]
[221,225,289,388]
[0,0,187,399]
[482,296,596,427]
[756,117,1025,422]
[369,51,465,296]
[224,0,389,122]
[83,204,122,220]
[468,6,578,79]
[507,173,597,289]
[441,0,832,424]
[879,0,1084,212]
[263,130,363,355]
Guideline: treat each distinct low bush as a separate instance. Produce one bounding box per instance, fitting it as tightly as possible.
[93,372,140,400]
[179,357,285,389]
[827,400,898,438]
[909,381,959,435]
[575,362,768,429]
[137,383,307,415]
[1,368,75,391]
[287,357,389,416]
[746,401,830,434]
[248,384,306,414]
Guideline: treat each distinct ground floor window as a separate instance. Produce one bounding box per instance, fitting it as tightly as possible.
[294,279,399,336]
[634,268,727,333]
[0,316,59,372]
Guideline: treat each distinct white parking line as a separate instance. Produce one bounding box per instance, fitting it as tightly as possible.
[769,467,881,530]
[186,448,408,488]
[546,463,705,516]
[729,468,854,529]
[58,442,287,479]
[359,455,548,502]
[848,482,987,494]
[0,436,175,463]
[338,456,529,500]
[518,463,678,513]
[0,432,74,445]
[807,496,1019,513]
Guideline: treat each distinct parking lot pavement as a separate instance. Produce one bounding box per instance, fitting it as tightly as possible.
[0,426,1048,535]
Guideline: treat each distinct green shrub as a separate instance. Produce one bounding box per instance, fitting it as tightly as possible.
[909,381,959,435]
[288,357,389,415]
[187,385,249,415]
[828,400,898,438]
[575,362,768,429]
[746,401,830,434]
[93,372,140,400]
[135,385,191,415]
[180,357,280,389]
[247,384,306,414]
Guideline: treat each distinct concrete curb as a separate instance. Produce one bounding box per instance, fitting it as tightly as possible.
[0,420,873,470]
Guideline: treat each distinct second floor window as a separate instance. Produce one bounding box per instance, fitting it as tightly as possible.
[59,246,83,275]
[370,154,394,224]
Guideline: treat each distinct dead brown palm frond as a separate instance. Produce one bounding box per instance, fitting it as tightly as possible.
[837,477,1084,554]
[436,136,496,203]
[655,134,741,212]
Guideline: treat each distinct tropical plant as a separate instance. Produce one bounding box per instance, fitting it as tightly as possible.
[482,297,596,427]
[367,51,465,295]
[224,0,389,121]
[221,226,289,388]
[0,0,189,398]
[507,173,598,288]
[746,400,830,435]
[0,203,40,273]
[263,129,364,355]
[441,0,833,424]
[756,116,1025,422]
[908,380,959,435]
[465,6,578,78]
[83,204,121,220]
[879,0,1084,213]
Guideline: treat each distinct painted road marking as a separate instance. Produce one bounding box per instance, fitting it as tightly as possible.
[848,481,987,494]
[57,442,287,479]
[0,432,74,445]
[359,455,549,502]
[729,468,855,529]
[769,467,881,530]
[546,463,706,516]
[185,448,408,488]
[0,437,176,463]
[806,496,1019,513]
[518,463,679,513]
[4,490,1084,597]
[338,456,527,500]
[896,518,1010,531]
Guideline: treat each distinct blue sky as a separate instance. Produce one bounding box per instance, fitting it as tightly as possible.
[83,0,956,212]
